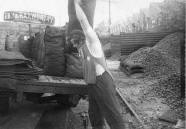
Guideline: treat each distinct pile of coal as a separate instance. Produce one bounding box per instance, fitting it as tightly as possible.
[31,26,66,76]
[120,32,183,79]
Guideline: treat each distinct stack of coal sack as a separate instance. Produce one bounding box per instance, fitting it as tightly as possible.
[0,50,42,81]
[31,26,66,76]
[31,32,45,68]
[65,53,83,79]
[65,33,83,79]
[44,26,66,76]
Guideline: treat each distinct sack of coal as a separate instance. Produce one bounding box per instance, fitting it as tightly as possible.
[31,32,45,68]
[44,45,66,76]
[0,50,42,80]
[44,26,66,76]
[5,34,19,52]
[44,26,65,42]
[65,54,83,78]
[17,35,33,59]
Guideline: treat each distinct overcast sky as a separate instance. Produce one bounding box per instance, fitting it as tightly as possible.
[0,0,164,27]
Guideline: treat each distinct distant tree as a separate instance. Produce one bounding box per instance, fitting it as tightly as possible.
[157,0,185,31]
[113,0,185,33]
[95,0,185,34]
[95,21,109,36]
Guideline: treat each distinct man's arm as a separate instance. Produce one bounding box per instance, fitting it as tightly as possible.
[74,0,90,33]
[74,0,103,57]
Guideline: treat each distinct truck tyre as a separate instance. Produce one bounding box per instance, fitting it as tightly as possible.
[56,94,81,107]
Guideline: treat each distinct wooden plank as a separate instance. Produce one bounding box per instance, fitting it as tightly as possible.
[116,87,148,129]
[110,39,161,42]
[0,77,90,95]
[110,40,160,45]
[110,36,165,40]
[110,35,167,39]
[111,37,166,40]
[38,75,86,85]
[120,32,172,36]
[15,83,90,95]
[110,39,162,42]
[109,32,172,48]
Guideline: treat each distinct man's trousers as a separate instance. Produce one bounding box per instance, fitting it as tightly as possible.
[88,71,127,129]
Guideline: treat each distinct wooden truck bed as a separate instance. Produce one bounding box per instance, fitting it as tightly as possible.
[0,75,90,95]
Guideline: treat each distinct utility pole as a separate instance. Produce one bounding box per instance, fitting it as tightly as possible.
[108,0,111,34]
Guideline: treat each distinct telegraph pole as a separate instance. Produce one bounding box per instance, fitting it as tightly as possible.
[108,0,111,34]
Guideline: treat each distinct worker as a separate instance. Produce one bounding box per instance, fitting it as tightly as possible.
[70,0,130,128]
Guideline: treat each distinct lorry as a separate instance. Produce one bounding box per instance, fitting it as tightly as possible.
[0,68,91,114]
[0,30,90,114]
[0,0,96,114]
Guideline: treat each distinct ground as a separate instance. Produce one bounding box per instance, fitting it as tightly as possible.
[0,58,184,129]
[107,59,184,129]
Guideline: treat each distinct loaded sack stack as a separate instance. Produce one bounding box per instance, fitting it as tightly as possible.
[0,50,42,81]
[43,26,66,76]
[31,25,83,78]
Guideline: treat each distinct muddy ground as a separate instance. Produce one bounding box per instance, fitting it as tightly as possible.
[0,59,184,129]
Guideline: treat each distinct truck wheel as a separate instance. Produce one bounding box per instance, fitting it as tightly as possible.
[56,94,81,107]
[24,93,43,103]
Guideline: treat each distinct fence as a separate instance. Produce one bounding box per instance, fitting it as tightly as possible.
[110,32,173,55]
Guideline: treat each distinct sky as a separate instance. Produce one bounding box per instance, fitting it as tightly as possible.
[0,0,164,27]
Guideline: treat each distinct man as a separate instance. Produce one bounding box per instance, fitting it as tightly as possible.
[71,0,130,129]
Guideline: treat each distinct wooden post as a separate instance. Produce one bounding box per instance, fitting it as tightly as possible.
[28,24,32,37]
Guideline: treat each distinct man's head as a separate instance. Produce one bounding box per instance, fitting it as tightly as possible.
[70,30,85,49]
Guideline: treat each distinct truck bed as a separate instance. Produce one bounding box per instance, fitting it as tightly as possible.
[0,76,90,95]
